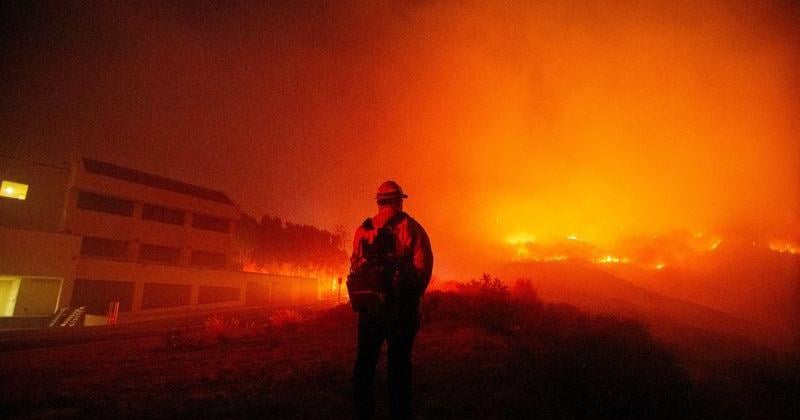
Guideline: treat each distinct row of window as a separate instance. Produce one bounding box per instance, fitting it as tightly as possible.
[71,279,241,315]
[76,191,231,233]
[79,236,228,268]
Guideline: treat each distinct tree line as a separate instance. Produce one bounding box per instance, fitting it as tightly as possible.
[236,213,349,278]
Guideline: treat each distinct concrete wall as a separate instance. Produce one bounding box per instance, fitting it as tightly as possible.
[73,258,321,316]
[14,277,63,315]
[0,226,81,311]
[0,156,70,232]
[0,226,321,321]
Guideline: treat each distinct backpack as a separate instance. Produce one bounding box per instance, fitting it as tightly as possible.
[346,211,408,313]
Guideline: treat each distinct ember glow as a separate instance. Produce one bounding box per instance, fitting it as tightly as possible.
[504,230,731,270]
[769,240,800,255]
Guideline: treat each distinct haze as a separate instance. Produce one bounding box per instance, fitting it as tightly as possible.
[2,1,798,278]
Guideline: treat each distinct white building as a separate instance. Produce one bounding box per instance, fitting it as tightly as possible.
[0,155,319,327]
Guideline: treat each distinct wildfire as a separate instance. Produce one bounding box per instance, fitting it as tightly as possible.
[500,229,774,270]
[769,240,800,255]
[506,233,536,245]
[596,255,628,264]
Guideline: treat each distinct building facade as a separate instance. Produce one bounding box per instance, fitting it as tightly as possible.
[0,155,319,326]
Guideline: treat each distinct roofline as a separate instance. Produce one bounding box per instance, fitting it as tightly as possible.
[80,157,236,206]
[0,154,70,171]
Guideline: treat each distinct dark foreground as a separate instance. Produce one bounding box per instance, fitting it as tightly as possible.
[1,287,798,419]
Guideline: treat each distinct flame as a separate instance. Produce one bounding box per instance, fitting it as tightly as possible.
[502,229,795,270]
[506,233,536,245]
[769,240,799,255]
[596,254,627,264]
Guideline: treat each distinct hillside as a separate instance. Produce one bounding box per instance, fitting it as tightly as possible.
[493,260,789,349]
[608,243,799,342]
[1,289,797,419]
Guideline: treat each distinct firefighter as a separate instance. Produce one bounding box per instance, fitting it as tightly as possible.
[350,180,433,420]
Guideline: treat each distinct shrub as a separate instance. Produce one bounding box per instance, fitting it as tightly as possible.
[426,274,519,333]
[428,279,693,417]
[457,273,510,299]
[269,309,304,332]
[162,327,189,349]
[316,303,355,327]
[203,315,254,344]
[507,312,692,418]
[512,278,541,304]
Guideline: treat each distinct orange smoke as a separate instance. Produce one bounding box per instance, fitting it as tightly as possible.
[2,1,797,281]
[364,1,800,278]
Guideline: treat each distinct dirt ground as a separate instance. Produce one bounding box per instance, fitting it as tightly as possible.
[3,294,796,419]
[0,305,511,419]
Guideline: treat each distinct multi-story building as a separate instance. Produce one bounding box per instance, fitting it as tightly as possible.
[0,155,319,327]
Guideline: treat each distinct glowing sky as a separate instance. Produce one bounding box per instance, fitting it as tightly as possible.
[2,1,798,278]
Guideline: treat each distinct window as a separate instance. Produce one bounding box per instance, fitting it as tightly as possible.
[191,213,230,233]
[0,180,28,200]
[141,283,191,309]
[138,244,182,264]
[190,250,227,268]
[71,279,134,315]
[142,204,185,225]
[198,286,240,304]
[80,236,128,259]
[76,191,134,217]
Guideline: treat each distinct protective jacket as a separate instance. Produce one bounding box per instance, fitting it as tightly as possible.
[350,206,433,300]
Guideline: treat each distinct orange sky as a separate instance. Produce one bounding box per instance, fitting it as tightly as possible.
[2,1,798,278]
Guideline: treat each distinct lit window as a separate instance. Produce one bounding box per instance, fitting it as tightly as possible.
[0,180,28,200]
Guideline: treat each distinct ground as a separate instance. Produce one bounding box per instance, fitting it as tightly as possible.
[1,291,797,419]
[0,304,519,419]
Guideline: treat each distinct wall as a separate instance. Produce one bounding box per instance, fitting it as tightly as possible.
[0,156,70,232]
[65,157,241,270]
[0,226,81,311]
[0,276,21,316]
[73,258,321,316]
[13,277,62,316]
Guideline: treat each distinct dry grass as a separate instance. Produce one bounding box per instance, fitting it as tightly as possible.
[269,309,304,333]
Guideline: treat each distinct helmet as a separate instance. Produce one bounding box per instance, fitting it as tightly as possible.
[375,180,408,201]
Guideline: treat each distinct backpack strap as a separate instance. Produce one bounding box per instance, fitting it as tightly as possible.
[362,211,407,232]
[383,211,408,230]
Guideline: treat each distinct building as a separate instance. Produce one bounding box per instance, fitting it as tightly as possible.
[0,155,320,327]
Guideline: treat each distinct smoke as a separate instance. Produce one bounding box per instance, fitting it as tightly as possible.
[1,1,798,278]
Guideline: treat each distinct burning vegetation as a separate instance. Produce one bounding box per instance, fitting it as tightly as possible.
[237,213,348,277]
[503,229,754,269]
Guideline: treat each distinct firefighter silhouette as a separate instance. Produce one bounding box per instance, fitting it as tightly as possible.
[349,181,433,420]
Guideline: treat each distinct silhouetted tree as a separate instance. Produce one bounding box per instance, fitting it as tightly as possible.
[237,213,348,277]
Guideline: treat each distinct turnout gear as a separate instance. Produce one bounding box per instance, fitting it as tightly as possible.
[350,210,433,302]
[346,211,410,313]
[351,182,433,420]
